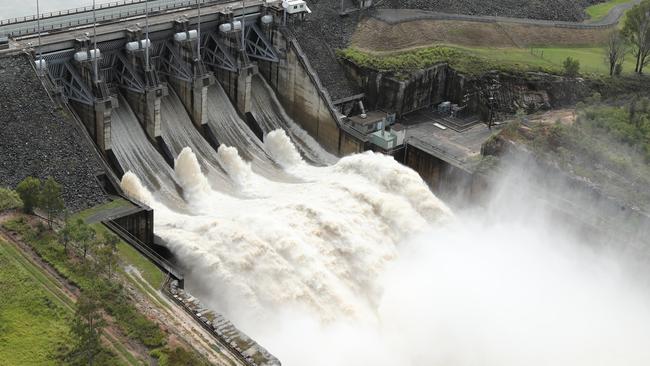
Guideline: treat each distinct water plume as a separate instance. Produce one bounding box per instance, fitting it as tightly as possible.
[120,171,153,206]
[216,144,255,188]
[264,129,304,169]
[174,147,211,201]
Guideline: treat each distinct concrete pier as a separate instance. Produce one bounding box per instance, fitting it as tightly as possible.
[124,85,166,142]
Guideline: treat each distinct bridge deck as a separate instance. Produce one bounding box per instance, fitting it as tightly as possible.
[6,0,266,54]
[1,0,269,40]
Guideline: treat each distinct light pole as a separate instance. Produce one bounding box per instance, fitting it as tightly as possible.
[144,0,149,71]
[197,0,201,60]
[36,0,42,64]
[93,0,98,83]
[241,0,246,53]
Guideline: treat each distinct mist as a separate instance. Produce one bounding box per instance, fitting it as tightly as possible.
[121,131,650,366]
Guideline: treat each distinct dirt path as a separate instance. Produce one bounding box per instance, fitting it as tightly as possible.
[0,212,147,366]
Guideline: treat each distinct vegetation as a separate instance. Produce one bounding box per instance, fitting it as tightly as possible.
[337,46,562,76]
[622,0,650,73]
[0,216,206,364]
[0,239,72,365]
[604,30,628,76]
[14,176,65,226]
[0,187,22,211]
[492,95,650,208]
[40,177,65,229]
[563,56,581,76]
[16,176,41,214]
[66,287,108,366]
[339,43,643,77]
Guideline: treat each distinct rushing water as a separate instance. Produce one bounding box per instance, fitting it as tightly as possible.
[116,79,650,365]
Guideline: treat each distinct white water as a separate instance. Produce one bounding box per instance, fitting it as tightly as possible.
[118,85,650,366]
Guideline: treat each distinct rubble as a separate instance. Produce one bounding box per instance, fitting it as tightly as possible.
[167,280,281,366]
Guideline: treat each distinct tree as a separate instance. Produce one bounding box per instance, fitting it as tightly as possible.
[40,177,64,228]
[59,220,74,254]
[605,30,627,76]
[622,0,650,74]
[96,234,119,279]
[563,57,580,77]
[69,287,105,366]
[71,219,96,260]
[15,177,41,214]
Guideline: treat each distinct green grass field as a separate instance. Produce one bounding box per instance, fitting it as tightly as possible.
[585,0,634,22]
[0,239,71,365]
[468,46,639,75]
[340,44,638,77]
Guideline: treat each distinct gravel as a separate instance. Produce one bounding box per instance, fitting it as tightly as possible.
[292,0,606,100]
[0,53,109,212]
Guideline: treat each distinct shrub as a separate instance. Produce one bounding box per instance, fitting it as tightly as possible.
[563,57,580,77]
[0,187,22,211]
[16,177,41,214]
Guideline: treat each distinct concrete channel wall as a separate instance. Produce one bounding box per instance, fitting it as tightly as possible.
[258,26,366,156]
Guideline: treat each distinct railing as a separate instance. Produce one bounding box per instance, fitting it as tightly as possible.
[1,0,148,26]
[104,220,184,282]
[0,0,247,37]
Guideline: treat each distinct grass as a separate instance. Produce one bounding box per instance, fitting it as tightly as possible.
[338,45,560,77]
[340,44,641,77]
[91,222,165,288]
[0,239,72,365]
[585,0,634,22]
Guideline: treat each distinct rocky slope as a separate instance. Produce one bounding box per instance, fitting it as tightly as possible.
[0,54,108,212]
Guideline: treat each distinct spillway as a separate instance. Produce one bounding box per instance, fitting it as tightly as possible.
[110,94,186,209]
[250,75,337,166]
[161,88,236,194]
[205,83,297,182]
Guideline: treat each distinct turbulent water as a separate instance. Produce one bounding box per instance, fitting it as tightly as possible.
[116,79,650,366]
[205,83,297,183]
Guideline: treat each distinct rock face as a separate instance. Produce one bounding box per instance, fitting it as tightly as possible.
[341,59,591,118]
[0,54,108,212]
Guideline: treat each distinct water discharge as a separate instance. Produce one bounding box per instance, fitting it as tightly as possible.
[117,81,650,366]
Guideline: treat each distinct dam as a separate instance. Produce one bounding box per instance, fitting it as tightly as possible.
[2,0,650,365]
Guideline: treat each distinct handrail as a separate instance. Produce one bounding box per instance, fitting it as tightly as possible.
[0,0,233,37]
[104,220,184,281]
[1,0,147,26]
